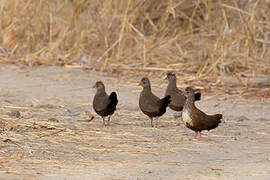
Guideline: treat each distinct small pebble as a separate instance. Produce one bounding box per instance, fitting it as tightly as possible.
[236,116,249,122]
[37,104,56,109]
[48,118,59,122]
[10,110,21,118]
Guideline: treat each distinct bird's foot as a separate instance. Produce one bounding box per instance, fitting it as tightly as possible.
[102,117,107,126]
[149,118,154,127]
[194,132,202,140]
[199,131,202,140]
[155,118,159,128]
[194,132,198,139]
[107,115,111,126]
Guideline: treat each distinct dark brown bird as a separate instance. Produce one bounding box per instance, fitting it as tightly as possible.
[93,81,118,126]
[165,72,201,112]
[182,87,222,139]
[139,77,171,127]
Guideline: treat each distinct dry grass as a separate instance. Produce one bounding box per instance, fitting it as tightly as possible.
[0,0,269,80]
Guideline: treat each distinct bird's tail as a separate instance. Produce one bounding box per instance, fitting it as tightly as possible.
[214,114,223,122]
[194,92,201,101]
[108,92,118,109]
[212,113,222,124]
[207,113,223,130]
[160,95,171,110]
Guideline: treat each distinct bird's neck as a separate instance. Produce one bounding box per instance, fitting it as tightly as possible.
[96,88,106,96]
[184,97,196,110]
[142,86,151,93]
[168,79,177,90]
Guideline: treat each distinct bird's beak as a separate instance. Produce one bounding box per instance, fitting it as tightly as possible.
[138,81,142,86]
[92,84,97,88]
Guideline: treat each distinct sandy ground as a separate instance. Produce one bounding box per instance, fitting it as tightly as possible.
[0,64,269,180]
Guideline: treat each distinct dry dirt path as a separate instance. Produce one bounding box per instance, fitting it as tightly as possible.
[0,65,269,180]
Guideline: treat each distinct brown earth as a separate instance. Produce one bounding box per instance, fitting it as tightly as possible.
[0,64,269,180]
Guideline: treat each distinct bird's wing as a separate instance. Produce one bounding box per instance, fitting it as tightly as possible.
[139,92,161,113]
[166,89,186,107]
[93,94,110,111]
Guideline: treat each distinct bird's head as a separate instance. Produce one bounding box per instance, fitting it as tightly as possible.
[183,87,196,99]
[165,72,176,82]
[139,77,151,88]
[93,81,105,91]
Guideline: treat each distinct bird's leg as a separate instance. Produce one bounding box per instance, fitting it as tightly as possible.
[174,112,183,126]
[199,131,202,140]
[107,115,111,126]
[194,132,198,139]
[155,117,159,128]
[102,117,106,126]
[179,112,183,121]
[149,117,153,127]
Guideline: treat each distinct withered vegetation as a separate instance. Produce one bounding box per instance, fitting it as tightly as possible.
[0,0,269,85]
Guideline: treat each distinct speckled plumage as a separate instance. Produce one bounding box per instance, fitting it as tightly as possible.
[182,87,222,139]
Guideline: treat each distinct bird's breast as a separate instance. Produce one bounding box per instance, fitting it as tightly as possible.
[182,109,193,126]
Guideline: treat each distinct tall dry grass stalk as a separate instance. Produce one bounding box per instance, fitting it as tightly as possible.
[0,0,269,78]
